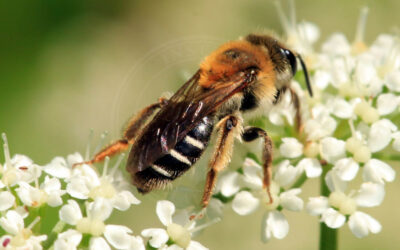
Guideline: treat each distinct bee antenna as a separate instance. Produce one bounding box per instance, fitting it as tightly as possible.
[298,54,313,97]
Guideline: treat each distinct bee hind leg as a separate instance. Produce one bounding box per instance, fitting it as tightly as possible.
[201,115,240,208]
[242,126,273,204]
[73,97,168,167]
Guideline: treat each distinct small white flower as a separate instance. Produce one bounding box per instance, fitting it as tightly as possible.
[231,159,303,242]
[367,119,397,153]
[141,200,208,250]
[59,198,143,250]
[16,176,66,207]
[1,153,42,187]
[306,180,385,238]
[0,210,47,249]
[66,153,140,210]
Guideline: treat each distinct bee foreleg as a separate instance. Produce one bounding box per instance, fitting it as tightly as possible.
[201,115,240,208]
[242,126,273,204]
[73,97,168,167]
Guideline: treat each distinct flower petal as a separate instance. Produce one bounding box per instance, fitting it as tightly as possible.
[156,200,175,226]
[320,137,346,164]
[87,198,113,221]
[306,197,329,216]
[44,157,71,179]
[368,119,397,153]
[104,225,133,249]
[187,240,208,250]
[0,191,15,211]
[141,228,169,248]
[333,158,359,181]
[232,191,260,216]
[321,208,346,229]
[0,210,24,235]
[279,189,303,212]
[112,191,141,211]
[377,93,399,115]
[129,236,145,250]
[54,229,82,250]
[279,138,304,158]
[59,200,82,225]
[89,237,111,250]
[325,170,347,193]
[261,211,289,242]
[242,158,263,189]
[354,182,385,207]
[297,158,322,178]
[348,211,381,238]
[274,160,299,187]
[218,171,240,197]
[363,159,395,184]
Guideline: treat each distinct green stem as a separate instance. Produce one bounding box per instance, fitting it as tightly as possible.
[319,166,337,250]
[290,172,307,189]
[42,221,66,249]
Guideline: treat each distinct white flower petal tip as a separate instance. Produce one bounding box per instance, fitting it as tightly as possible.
[156,200,175,226]
[44,157,71,179]
[320,137,346,164]
[297,158,322,178]
[348,212,382,238]
[274,160,299,187]
[217,171,240,197]
[141,228,169,248]
[363,159,395,184]
[354,182,385,207]
[279,138,304,158]
[261,211,289,242]
[322,208,346,229]
[59,200,82,225]
[0,191,15,211]
[104,225,133,249]
[368,119,397,153]
[232,191,260,215]
[333,158,359,181]
[279,189,303,212]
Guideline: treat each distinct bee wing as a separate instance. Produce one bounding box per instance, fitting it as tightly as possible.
[127,69,253,173]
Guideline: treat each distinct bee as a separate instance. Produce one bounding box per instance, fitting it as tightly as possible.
[76,34,312,207]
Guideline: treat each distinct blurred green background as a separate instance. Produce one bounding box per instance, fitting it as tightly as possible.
[1,0,399,249]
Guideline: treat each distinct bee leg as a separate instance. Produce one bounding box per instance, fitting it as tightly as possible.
[242,126,273,203]
[289,88,302,133]
[73,97,168,167]
[201,115,240,208]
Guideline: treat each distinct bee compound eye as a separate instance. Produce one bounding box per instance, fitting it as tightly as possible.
[281,48,297,76]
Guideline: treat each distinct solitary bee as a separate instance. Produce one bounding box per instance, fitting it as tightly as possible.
[77,34,312,207]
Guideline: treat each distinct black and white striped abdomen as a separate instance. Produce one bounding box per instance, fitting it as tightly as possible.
[135,116,214,193]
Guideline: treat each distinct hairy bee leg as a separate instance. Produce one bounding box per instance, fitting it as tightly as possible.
[73,98,168,167]
[242,126,273,203]
[123,97,168,140]
[201,115,240,208]
[289,88,302,133]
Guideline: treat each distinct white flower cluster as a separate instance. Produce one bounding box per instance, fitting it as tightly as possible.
[208,4,399,243]
[0,133,211,249]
